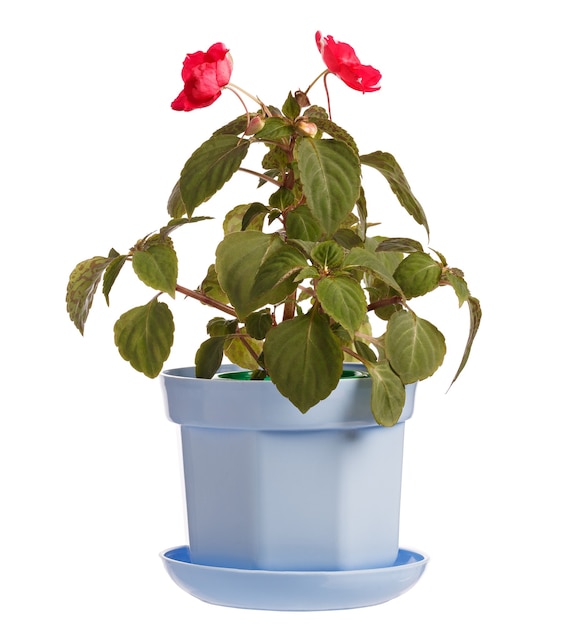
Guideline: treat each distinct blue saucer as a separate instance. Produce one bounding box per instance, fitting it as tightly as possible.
[161,545,429,611]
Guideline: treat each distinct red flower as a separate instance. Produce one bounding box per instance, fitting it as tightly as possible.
[315,32,381,93]
[171,43,233,111]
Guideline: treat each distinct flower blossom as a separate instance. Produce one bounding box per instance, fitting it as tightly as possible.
[315,32,381,93]
[171,43,233,111]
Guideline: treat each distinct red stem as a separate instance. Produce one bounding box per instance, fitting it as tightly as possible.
[175,284,236,317]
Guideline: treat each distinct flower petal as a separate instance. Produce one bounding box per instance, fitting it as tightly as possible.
[172,42,233,111]
[315,31,381,93]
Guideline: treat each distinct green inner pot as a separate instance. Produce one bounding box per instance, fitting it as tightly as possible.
[217,369,371,381]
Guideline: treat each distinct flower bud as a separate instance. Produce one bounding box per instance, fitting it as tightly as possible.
[296,120,318,138]
[244,115,265,135]
[295,90,311,108]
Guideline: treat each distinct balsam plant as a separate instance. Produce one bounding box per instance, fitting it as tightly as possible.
[67,32,481,426]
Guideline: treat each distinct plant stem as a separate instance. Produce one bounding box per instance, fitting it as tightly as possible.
[225,86,251,128]
[355,330,378,344]
[234,329,261,364]
[175,284,236,317]
[304,70,329,96]
[238,167,282,187]
[176,284,260,366]
[323,73,333,119]
[367,296,403,311]
[341,345,366,363]
[282,290,297,321]
[227,82,266,109]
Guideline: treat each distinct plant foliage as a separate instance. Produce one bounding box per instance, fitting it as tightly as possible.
[66,33,482,426]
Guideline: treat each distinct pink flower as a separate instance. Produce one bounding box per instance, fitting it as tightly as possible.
[315,32,381,93]
[171,43,233,111]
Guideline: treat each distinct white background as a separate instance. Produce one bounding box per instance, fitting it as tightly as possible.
[2,1,585,623]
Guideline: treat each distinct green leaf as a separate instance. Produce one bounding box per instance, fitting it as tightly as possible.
[375,238,424,253]
[355,186,368,241]
[296,138,361,236]
[333,229,363,250]
[254,117,294,141]
[223,203,265,235]
[224,335,263,371]
[394,252,441,298]
[66,255,113,334]
[343,247,403,293]
[285,205,324,240]
[195,336,226,379]
[365,360,406,426]
[311,241,345,269]
[245,309,273,340]
[159,215,213,239]
[102,254,128,305]
[316,276,367,334]
[206,317,238,337]
[180,134,250,217]
[216,231,295,319]
[268,209,282,224]
[268,187,295,210]
[200,264,229,304]
[212,114,249,136]
[294,266,320,282]
[263,308,344,413]
[132,243,178,297]
[386,310,446,384]
[283,91,301,119]
[446,272,471,307]
[253,244,307,296]
[262,145,289,171]
[241,203,270,231]
[285,238,316,259]
[431,248,448,266]
[354,340,378,363]
[307,117,359,154]
[304,105,328,120]
[114,301,174,378]
[450,296,482,387]
[360,151,429,236]
[167,180,187,218]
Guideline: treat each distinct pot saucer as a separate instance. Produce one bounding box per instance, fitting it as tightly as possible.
[161,545,429,611]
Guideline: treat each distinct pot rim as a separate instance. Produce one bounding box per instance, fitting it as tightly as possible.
[160,363,415,430]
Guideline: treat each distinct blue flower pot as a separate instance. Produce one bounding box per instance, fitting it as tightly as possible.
[159,364,427,610]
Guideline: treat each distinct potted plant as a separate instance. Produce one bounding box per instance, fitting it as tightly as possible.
[66,32,481,610]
